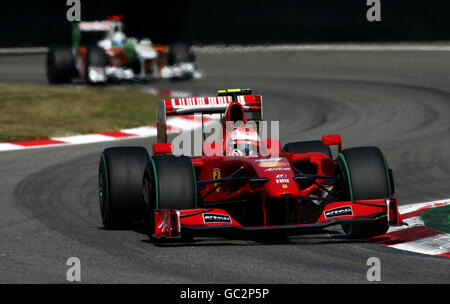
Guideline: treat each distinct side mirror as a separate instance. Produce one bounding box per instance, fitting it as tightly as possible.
[322,135,342,152]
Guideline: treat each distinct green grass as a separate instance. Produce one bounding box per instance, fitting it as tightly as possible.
[0,83,160,142]
[421,204,450,234]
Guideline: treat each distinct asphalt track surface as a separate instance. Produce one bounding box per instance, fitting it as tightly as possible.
[0,51,449,283]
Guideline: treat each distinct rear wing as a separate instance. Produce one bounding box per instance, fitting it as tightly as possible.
[156,94,263,143]
[72,20,122,49]
[77,21,117,32]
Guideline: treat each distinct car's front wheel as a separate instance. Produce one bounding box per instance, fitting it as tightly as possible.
[336,146,394,237]
[85,45,109,84]
[144,154,197,239]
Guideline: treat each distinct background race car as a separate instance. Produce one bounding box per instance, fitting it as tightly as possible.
[46,16,201,84]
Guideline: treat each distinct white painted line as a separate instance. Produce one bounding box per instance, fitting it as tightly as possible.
[120,126,157,137]
[0,143,25,151]
[0,47,49,55]
[398,199,450,214]
[192,43,450,54]
[3,44,450,56]
[51,134,116,145]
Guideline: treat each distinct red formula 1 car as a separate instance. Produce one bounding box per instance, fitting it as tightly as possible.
[98,89,404,241]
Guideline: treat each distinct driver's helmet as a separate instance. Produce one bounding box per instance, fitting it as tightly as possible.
[227,126,260,156]
[112,31,126,46]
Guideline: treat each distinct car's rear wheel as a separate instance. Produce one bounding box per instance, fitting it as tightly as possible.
[168,42,195,65]
[144,155,197,239]
[99,146,149,229]
[336,146,393,237]
[283,140,332,158]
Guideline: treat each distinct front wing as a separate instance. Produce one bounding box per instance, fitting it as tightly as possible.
[153,198,404,239]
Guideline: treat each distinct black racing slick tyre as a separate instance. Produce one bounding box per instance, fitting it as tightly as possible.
[283,140,332,158]
[336,146,394,237]
[143,155,197,238]
[167,42,195,65]
[147,154,197,210]
[99,146,149,229]
[85,45,109,84]
[46,45,75,84]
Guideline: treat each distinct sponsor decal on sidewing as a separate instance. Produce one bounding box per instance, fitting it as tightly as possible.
[203,213,232,224]
[324,206,353,219]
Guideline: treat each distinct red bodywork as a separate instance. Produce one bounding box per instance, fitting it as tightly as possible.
[152,93,404,239]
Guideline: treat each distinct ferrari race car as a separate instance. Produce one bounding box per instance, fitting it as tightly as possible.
[47,16,200,84]
[98,89,405,242]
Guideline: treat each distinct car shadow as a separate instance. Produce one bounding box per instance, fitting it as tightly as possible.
[140,230,366,247]
[98,226,366,247]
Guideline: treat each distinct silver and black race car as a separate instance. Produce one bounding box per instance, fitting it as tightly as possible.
[46,16,201,84]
